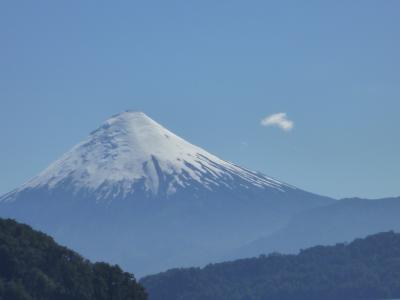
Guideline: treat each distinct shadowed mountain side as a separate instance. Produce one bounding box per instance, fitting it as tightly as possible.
[0,183,331,276]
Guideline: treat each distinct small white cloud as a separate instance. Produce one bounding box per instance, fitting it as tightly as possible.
[261,113,294,131]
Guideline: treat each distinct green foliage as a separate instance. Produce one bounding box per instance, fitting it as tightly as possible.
[0,218,147,300]
[142,231,400,300]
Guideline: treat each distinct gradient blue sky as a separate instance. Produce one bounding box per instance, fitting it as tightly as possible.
[1,1,399,199]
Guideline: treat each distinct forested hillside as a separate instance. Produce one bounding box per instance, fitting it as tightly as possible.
[142,231,400,300]
[0,218,147,300]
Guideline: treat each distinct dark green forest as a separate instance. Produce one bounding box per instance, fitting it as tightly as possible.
[0,218,147,300]
[142,231,400,300]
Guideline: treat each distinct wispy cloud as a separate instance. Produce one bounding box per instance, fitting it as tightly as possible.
[261,113,294,132]
[240,141,249,149]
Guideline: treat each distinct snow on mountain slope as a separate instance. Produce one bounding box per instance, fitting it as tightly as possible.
[1,111,293,202]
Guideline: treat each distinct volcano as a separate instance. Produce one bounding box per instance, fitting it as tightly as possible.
[0,111,332,276]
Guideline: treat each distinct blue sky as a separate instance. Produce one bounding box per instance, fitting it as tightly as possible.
[1,1,399,199]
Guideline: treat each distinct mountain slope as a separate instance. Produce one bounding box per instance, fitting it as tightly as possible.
[0,111,333,276]
[236,196,400,259]
[0,218,147,300]
[141,231,400,300]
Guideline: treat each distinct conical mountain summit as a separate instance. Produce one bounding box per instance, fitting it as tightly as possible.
[1,111,293,202]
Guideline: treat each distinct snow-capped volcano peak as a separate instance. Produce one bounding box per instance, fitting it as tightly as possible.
[4,111,292,201]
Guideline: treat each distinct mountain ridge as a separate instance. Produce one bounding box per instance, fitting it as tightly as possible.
[234,196,400,259]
